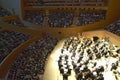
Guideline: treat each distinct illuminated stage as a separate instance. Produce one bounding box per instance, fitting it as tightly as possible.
[43,39,77,80]
[43,30,120,80]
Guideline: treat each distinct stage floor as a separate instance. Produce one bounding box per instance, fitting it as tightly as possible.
[43,39,77,80]
[42,35,120,80]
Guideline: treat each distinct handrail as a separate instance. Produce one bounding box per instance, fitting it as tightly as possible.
[1,21,42,35]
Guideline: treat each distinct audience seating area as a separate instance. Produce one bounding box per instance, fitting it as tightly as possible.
[24,0,108,7]
[48,12,73,27]
[25,11,44,25]
[58,36,120,80]
[105,19,120,36]
[0,6,11,17]
[76,10,106,26]
[0,1,120,80]
[80,0,108,6]
[24,10,106,28]
[7,35,58,80]
[0,31,31,64]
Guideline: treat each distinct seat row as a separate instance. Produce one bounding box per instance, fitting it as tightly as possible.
[7,35,58,80]
[105,19,120,36]
[25,10,106,28]
[0,30,31,64]
[24,0,108,7]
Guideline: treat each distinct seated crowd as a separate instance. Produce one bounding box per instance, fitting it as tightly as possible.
[5,20,25,27]
[76,10,106,26]
[58,36,120,80]
[7,35,58,80]
[26,11,44,25]
[48,12,73,27]
[25,0,108,7]
[0,6,11,17]
[24,10,106,28]
[81,0,108,6]
[105,19,120,36]
[25,0,44,6]
[0,31,30,63]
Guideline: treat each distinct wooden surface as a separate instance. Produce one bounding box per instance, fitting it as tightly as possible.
[43,30,120,80]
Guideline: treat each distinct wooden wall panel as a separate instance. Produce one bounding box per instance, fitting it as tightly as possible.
[106,0,120,23]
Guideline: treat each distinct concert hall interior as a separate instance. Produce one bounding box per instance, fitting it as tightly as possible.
[0,0,120,80]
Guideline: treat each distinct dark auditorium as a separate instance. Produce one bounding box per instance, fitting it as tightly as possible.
[0,0,120,80]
